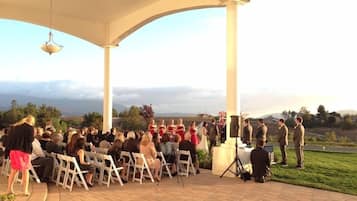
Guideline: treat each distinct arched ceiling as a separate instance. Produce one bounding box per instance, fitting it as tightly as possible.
[0,0,229,47]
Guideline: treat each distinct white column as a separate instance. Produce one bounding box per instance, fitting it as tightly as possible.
[225,1,240,143]
[103,46,112,132]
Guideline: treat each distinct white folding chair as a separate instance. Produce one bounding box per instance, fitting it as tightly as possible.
[132,153,154,184]
[56,154,89,192]
[119,151,134,181]
[56,154,68,188]
[44,152,60,182]
[84,151,101,181]
[158,152,172,179]
[1,158,10,176]
[96,153,124,187]
[29,164,41,183]
[13,162,41,184]
[177,150,196,177]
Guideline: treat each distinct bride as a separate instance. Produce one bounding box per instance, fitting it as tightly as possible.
[196,121,208,153]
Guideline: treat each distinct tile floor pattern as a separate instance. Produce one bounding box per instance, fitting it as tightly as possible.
[46,170,357,201]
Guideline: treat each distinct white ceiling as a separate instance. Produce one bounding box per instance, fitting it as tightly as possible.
[0,0,224,46]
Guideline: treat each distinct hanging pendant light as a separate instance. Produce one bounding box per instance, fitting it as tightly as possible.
[41,0,63,55]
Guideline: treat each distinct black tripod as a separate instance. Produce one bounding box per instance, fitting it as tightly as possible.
[220,137,245,178]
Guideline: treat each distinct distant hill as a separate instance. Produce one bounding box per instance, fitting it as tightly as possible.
[0,94,126,116]
[155,113,198,117]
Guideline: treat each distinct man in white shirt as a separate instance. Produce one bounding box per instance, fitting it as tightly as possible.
[31,131,53,183]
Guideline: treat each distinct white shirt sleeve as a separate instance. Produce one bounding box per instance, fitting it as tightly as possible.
[31,139,45,160]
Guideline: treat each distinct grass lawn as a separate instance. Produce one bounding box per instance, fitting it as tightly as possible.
[272,149,357,195]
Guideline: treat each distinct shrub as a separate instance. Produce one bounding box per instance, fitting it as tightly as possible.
[338,136,350,143]
[197,150,212,169]
[325,131,337,142]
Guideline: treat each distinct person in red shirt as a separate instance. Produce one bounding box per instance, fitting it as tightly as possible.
[158,120,166,136]
[189,121,199,146]
[176,118,185,142]
[148,119,157,135]
[167,120,176,135]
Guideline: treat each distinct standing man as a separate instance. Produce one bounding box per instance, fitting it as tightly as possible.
[256,119,268,142]
[242,119,253,146]
[277,119,288,166]
[207,119,219,155]
[293,117,305,169]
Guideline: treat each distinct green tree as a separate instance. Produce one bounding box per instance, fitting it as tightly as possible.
[298,107,314,128]
[37,104,62,127]
[317,105,328,125]
[82,112,103,130]
[112,108,119,118]
[327,116,337,127]
[23,102,37,116]
[325,131,337,142]
[119,106,146,131]
[341,115,354,130]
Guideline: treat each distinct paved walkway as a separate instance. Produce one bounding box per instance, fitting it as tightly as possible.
[0,175,47,201]
[47,170,356,201]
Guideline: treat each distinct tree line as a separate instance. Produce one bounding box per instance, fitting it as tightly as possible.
[282,105,357,130]
[0,100,153,132]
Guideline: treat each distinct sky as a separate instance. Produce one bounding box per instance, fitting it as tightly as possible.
[0,0,356,117]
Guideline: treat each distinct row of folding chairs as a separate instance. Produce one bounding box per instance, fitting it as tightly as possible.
[119,150,196,184]
[1,158,41,184]
[83,151,124,187]
[50,152,124,192]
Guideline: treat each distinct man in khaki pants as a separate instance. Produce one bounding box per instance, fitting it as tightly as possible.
[293,117,305,169]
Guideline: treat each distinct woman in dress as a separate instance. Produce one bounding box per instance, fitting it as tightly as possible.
[158,120,166,136]
[196,121,209,153]
[71,138,95,187]
[6,115,35,196]
[189,121,199,147]
[167,119,176,135]
[139,133,161,181]
[147,119,157,135]
[176,118,185,142]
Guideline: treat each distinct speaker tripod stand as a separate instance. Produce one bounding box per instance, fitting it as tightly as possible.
[220,137,245,178]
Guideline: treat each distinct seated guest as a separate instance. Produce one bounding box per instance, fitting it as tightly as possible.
[250,139,271,183]
[123,131,139,153]
[179,132,198,174]
[170,134,180,151]
[107,139,127,182]
[160,133,177,175]
[66,133,80,155]
[152,133,161,152]
[39,131,52,150]
[86,127,101,147]
[99,140,111,149]
[115,131,125,142]
[140,133,161,181]
[107,139,123,166]
[45,133,64,154]
[70,138,95,187]
[31,132,54,183]
[106,128,116,143]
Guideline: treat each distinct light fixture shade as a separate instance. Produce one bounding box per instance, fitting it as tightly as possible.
[41,31,63,55]
[41,42,63,55]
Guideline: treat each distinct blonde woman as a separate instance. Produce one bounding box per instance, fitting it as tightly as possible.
[139,133,161,181]
[5,115,35,196]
